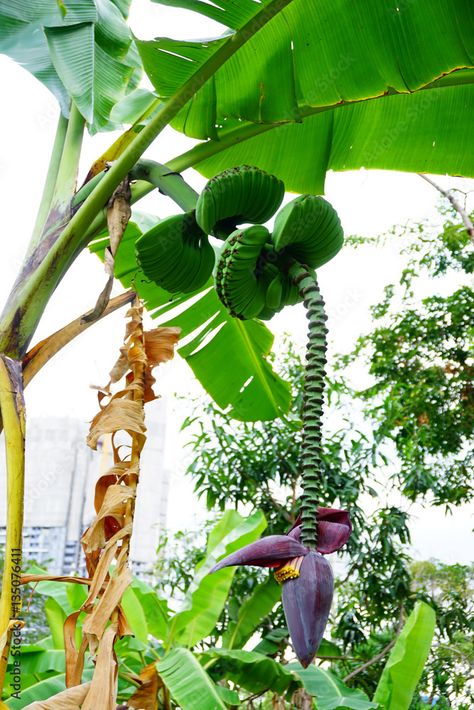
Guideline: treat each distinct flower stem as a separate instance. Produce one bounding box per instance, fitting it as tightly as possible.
[289,263,328,549]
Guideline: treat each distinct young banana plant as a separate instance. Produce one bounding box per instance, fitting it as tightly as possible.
[135,165,350,667]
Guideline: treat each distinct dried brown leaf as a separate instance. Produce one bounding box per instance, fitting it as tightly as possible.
[94,464,130,514]
[24,682,91,709]
[82,625,118,710]
[82,486,133,554]
[291,688,314,709]
[82,567,132,639]
[21,575,90,587]
[64,611,83,688]
[87,399,146,450]
[117,605,133,637]
[144,328,180,367]
[0,620,19,692]
[82,525,132,604]
[128,663,162,710]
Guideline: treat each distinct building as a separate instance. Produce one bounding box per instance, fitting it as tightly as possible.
[0,404,170,576]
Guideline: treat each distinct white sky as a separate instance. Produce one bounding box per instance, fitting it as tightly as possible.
[0,1,472,564]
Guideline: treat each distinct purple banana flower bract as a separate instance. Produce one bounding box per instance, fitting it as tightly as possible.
[209,535,308,574]
[287,508,352,554]
[282,551,333,667]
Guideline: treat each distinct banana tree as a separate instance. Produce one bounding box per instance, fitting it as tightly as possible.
[0,0,473,704]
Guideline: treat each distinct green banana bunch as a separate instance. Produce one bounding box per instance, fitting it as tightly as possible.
[208,171,343,322]
[196,165,285,238]
[215,225,270,319]
[134,165,343,313]
[136,212,215,293]
[272,195,344,268]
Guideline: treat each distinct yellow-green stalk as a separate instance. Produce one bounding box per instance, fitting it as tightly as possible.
[0,357,25,694]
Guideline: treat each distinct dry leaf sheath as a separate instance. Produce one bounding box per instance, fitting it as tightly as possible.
[23,303,179,707]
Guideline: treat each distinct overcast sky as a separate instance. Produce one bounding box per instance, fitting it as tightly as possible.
[0,1,472,563]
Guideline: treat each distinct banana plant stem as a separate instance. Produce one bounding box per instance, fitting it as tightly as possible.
[29,113,68,249]
[289,263,328,550]
[48,103,85,219]
[129,160,199,212]
[0,358,25,639]
[27,105,85,260]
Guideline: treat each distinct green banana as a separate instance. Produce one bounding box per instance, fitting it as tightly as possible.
[272,195,344,268]
[215,225,269,319]
[136,212,214,293]
[196,166,285,238]
[265,273,283,310]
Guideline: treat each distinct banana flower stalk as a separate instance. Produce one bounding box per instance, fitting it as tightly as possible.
[210,508,351,666]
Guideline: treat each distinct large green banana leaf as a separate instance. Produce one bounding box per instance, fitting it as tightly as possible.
[168,509,267,647]
[287,663,377,710]
[127,577,171,641]
[141,0,474,192]
[200,648,301,696]
[221,576,281,650]
[157,648,226,710]
[373,601,436,710]
[90,218,292,421]
[0,0,140,131]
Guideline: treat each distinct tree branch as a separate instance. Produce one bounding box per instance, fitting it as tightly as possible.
[418,173,474,243]
[343,607,405,683]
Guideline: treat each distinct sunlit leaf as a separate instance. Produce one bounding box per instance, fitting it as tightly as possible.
[374,601,436,710]
[90,222,292,421]
[287,663,378,710]
[157,648,226,710]
[142,0,474,191]
[168,510,266,647]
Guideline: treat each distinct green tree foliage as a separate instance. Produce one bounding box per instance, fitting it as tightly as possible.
[340,212,474,505]
[409,560,474,709]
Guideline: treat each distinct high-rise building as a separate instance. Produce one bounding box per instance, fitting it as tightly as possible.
[0,404,170,577]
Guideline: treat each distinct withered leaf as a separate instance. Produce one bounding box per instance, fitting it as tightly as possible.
[128,662,162,710]
[24,682,91,709]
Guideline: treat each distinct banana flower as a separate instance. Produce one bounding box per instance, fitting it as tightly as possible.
[210,508,351,667]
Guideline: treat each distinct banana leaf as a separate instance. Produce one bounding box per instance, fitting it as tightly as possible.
[200,648,301,696]
[90,219,292,421]
[157,647,226,710]
[142,0,474,192]
[373,601,436,710]
[168,510,267,647]
[287,663,378,710]
[0,0,141,131]
[222,576,281,650]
